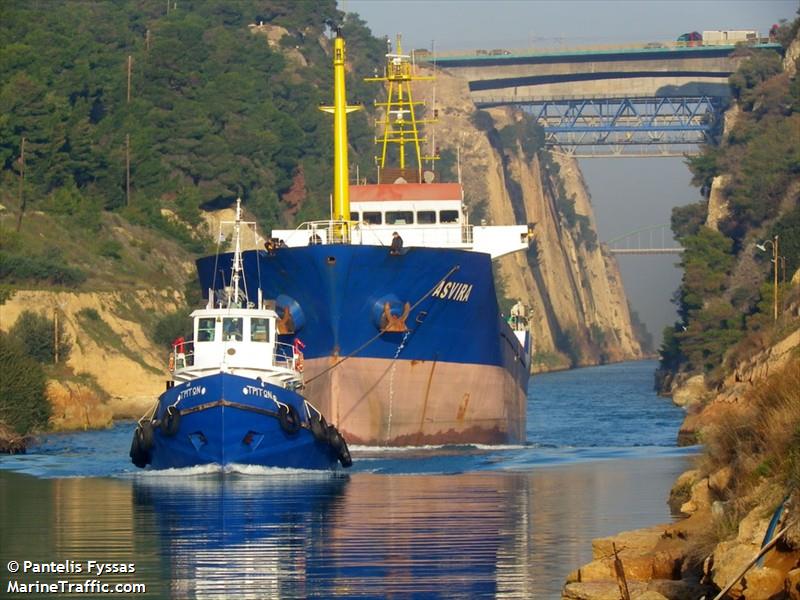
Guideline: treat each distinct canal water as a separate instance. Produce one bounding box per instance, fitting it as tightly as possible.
[0,361,694,598]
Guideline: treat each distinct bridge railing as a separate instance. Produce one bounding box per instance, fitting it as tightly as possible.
[419,39,778,61]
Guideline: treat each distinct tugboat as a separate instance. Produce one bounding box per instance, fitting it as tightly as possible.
[129,200,351,470]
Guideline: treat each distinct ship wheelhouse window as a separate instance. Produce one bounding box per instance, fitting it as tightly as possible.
[223,317,243,341]
[440,210,460,224]
[417,210,436,224]
[251,318,270,342]
[386,211,414,225]
[197,318,216,342]
[363,212,382,225]
[350,211,360,222]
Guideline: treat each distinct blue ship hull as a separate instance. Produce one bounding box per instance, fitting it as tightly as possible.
[131,373,345,470]
[196,245,529,445]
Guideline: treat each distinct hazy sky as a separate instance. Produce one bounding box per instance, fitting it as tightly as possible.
[343,0,796,344]
[346,0,797,51]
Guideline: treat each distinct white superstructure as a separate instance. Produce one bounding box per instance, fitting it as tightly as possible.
[271,182,532,259]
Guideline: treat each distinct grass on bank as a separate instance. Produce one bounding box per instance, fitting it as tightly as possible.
[685,358,800,564]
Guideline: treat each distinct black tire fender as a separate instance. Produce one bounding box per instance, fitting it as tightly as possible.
[278,404,301,435]
[160,405,181,436]
[139,421,154,450]
[309,412,328,442]
[327,425,352,468]
[129,430,151,468]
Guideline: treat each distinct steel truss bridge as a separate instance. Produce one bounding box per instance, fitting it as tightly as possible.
[605,224,683,255]
[475,95,723,158]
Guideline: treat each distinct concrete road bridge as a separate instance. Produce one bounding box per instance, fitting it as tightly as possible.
[421,42,781,156]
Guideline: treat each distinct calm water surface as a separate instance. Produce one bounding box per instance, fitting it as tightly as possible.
[0,361,694,598]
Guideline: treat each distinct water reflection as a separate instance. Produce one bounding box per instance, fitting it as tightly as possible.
[133,472,349,599]
[126,457,684,598]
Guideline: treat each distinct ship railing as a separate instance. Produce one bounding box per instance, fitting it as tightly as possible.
[291,220,358,245]
[170,341,195,371]
[168,341,302,375]
[273,341,303,373]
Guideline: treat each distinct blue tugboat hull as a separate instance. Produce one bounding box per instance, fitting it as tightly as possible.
[137,373,342,471]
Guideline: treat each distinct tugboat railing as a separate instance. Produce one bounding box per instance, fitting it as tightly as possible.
[169,340,303,377]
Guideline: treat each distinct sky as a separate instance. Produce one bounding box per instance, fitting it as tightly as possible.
[343,0,797,345]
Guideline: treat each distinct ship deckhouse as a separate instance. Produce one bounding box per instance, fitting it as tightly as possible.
[272,181,531,258]
[270,34,532,259]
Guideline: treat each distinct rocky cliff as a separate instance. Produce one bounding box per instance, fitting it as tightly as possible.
[1,290,180,423]
[416,67,643,370]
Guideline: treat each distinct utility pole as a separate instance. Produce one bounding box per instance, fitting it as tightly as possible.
[772,235,779,322]
[145,29,151,52]
[127,55,132,103]
[54,307,59,365]
[15,137,25,232]
[126,134,131,206]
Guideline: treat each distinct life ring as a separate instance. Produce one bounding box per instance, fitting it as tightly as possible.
[327,425,352,468]
[309,412,328,442]
[160,405,181,436]
[278,404,301,435]
[168,353,175,371]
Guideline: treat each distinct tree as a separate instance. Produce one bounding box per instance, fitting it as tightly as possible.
[0,332,49,434]
[8,310,72,364]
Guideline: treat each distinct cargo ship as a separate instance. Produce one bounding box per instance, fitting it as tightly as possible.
[196,30,532,446]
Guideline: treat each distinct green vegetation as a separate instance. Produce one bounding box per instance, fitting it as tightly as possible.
[0,1,386,296]
[660,39,800,386]
[8,310,72,364]
[0,332,50,435]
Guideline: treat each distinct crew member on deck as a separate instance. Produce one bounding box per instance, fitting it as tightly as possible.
[390,231,403,255]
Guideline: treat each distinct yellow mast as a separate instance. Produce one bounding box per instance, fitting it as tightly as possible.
[320,28,361,225]
[365,35,436,182]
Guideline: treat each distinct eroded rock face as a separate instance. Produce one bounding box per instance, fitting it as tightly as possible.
[671,374,709,408]
[741,566,788,600]
[787,568,800,600]
[46,380,113,431]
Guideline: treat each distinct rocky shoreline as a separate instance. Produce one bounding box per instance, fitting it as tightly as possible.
[563,330,800,599]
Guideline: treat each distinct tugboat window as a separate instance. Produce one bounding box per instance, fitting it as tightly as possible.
[440,210,459,223]
[363,212,382,225]
[350,211,360,221]
[197,318,216,342]
[386,211,414,225]
[223,318,243,341]
[417,210,436,224]
[251,318,270,342]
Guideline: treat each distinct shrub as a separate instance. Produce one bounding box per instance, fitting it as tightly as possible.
[97,239,123,260]
[0,251,87,286]
[0,332,49,434]
[8,310,72,364]
[152,310,192,349]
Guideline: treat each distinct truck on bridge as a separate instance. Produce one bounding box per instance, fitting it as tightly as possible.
[701,30,759,45]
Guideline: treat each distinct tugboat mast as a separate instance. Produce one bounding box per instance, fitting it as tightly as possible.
[229,198,244,308]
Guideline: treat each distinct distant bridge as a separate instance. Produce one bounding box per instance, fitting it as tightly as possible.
[605,224,683,255]
[422,42,781,157]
